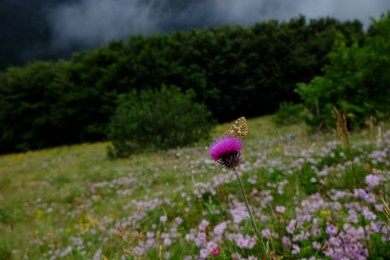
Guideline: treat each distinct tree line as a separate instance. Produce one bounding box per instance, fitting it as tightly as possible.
[2,14,385,154]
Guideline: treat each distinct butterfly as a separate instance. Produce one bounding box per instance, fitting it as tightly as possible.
[225,116,248,138]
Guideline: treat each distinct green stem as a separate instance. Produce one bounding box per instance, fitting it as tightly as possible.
[351,160,370,254]
[233,168,269,260]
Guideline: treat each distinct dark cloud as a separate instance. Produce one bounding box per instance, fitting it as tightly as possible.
[44,0,390,49]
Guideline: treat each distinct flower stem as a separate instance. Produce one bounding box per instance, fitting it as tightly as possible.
[233,168,269,260]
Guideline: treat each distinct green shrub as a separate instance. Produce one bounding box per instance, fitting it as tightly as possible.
[296,12,390,131]
[107,85,213,158]
[273,101,305,126]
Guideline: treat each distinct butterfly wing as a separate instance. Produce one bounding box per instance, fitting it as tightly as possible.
[225,116,248,137]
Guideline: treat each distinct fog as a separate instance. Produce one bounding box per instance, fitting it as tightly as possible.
[1,0,389,69]
[48,0,390,49]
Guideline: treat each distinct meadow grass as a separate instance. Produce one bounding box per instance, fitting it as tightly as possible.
[0,116,389,259]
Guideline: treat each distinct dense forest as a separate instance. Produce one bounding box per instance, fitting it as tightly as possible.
[1,13,389,155]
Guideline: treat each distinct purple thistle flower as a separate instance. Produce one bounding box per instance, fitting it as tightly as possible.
[209,136,243,169]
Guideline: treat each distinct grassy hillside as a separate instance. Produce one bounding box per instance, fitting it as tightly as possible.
[0,116,389,259]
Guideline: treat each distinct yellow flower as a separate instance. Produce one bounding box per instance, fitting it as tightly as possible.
[320,210,331,217]
[35,209,44,219]
[84,222,92,229]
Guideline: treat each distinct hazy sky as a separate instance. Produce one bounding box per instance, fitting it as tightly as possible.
[47,0,390,49]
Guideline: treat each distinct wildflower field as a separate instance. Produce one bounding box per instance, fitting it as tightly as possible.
[0,116,389,259]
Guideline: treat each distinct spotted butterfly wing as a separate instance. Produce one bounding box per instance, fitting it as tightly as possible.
[225,116,248,138]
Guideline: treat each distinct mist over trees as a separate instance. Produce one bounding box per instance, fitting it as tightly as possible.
[1,0,389,70]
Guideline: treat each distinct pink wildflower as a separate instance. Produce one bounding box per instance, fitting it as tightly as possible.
[163,237,172,246]
[282,236,291,246]
[365,174,381,187]
[312,241,321,250]
[212,247,220,256]
[275,205,286,213]
[326,222,339,236]
[160,215,167,223]
[292,244,300,254]
[262,228,271,238]
[287,219,298,234]
[209,136,243,169]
